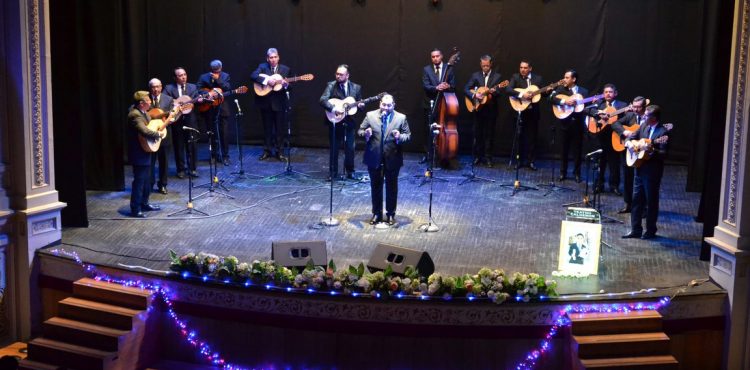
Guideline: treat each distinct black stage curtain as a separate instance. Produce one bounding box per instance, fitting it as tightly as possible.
[50,0,731,223]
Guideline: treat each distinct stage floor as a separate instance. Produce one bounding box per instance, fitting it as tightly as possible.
[55,144,711,296]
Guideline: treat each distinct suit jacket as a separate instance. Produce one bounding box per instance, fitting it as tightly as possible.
[422,62,456,108]
[463,70,503,114]
[196,71,232,117]
[358,110,411,170]
[150,93,174,112]
[549,85,589,130]
[251,62,291,112]
[319,80,363,125]
[630,122,669,168]
[127,107,161,166]
[164,82,199,127]
[612,111,642,136]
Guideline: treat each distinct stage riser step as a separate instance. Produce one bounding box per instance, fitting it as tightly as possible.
[26,338,117,370]
[73,278,152,310]
[574,333,671,359]
[43,317,126,352]
[579,355,679,369]
[58,297,142,330]
[569,310,663,336]
[17,359,63,370]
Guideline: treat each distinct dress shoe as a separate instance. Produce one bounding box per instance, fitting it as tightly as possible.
[613,188,623,196]
[129,211,146,218]
[176,171,185,179]
[594,186,603,194]
[641,232,657,240]
[277,154,288,162]
[158,185,168,195]
[621,232,641,239]
[141,204,161,211]
[485,159,494,168]
[259,152,271,161]
[386,215,396,226]
[190,170,199,178]
[370,214,383,225]
[528,162,537,171]
[558,175,567,182]
[617,207,631,214]
[222,158,230,166]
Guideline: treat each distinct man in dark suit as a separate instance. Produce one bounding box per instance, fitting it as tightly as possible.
[164,67,200,179]
[148,78,174,194]
[505,60,546,170]
[612,96,648,213]
[585,83,627,194]
[421,48,455,166]
[622,105,669,240]
[463,55,502,167]
[127,91,163,218]
[319,64,364,181]
[568,233,587,265]
[358,94,411,227]
[251,48,291,161]
[550,69,589,183]
[196,59,232,166]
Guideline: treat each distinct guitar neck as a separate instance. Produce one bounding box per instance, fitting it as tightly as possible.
[285,76,306,83]
[579,94,604,104]
[531,82,559,97]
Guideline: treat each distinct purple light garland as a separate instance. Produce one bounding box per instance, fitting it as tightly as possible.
[49,248,671,370]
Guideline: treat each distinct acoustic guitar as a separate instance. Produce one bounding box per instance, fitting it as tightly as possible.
[139,104,186,152]
[625,123,673,167]
[196,86,249,113]
[551,93,605,119]
[508,80,563,112]
[253,73,314,96]
[465,80,509,112]
[326,92,385,124]
[587,104,632,134]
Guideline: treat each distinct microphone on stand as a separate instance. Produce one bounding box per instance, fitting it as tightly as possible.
[585,148,603,158]
[234,99,242,114]
[182,126,201,134]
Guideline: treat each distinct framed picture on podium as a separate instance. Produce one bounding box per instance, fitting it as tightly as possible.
[557,220,601,276]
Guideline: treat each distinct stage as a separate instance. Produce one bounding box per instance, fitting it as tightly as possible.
[49,144,712,297]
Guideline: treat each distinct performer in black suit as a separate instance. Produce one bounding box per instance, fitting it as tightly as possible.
[612,96,648,213]
[164,67,200,179]
[622,105,669,240]
[421,48,455,165]
[358,94,411,226]
[505,60,545,170]
[148,78,173,194]
[251,48,291,161]
[196,59,232,166]
[585,83,627,194]
[319,64,364,180]
[127,91,162,218]
[463,55,502,167]
[550,69,589,183]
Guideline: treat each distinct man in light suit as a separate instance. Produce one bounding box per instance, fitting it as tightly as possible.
[319,64,364,181]
[148,78,174,194]
[421,48,455,166]
[358,94,411,226]
[127,91,163,218]
[464,55,503,167]
[251,48,291,161]
[164,67,200,179]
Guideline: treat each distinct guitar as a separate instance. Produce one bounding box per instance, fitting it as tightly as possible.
[196,86,249,113]
[253,73,314,96]
[326,92,385,124]
[139,104,185,152]
[551,93,605,119]
[465,80,509,112]
[587,103,631,134]
[508,80,563,112]
[625,123,673,167]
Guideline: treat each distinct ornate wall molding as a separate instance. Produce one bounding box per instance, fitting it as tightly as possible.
[28,0,47,188]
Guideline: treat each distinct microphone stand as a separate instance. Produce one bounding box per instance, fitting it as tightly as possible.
[459,106,494,185]
[169,131,208,216]
[320,117,340,227]
[537,123,575,195]
[267,90,313,181]
[416,100,448,187]
[230,100,262,182]
[500,111,537,195]
[194,128,234,200]
[562,153,594,208]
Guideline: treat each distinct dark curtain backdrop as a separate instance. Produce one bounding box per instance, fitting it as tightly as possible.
[50,0,731,226]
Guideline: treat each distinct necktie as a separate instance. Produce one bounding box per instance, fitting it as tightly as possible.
[178,85,183,97]
[435,65,440,79]
[606,101,611,108]
[526,76,530,88]
[483,73,489,87]
[341,83,347,96]
[381,114,387,155]
[649,126,655,140]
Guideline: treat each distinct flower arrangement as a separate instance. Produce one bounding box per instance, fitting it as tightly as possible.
[169,250,557,304]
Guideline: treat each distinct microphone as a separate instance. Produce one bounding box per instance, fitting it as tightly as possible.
[380,110,388,118]
[234,99,242,114]
[585,149,603,158]
[182,126,200,134]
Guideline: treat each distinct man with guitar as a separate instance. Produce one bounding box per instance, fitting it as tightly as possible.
[164,67,200,179]
[319,64,364,181]
[127,91,163,218]
[421,48,455,166]
[251,48,291,161]
[612,96,648,214]
[148,78,173,195]
[504,60,548,170]
[549,69,589,183]
[622,105,669,240]
[196,60,232,166]
[584,84,627,194]
[463,55,504,167]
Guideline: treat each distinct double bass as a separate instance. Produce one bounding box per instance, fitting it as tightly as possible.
[433,48,461,168]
